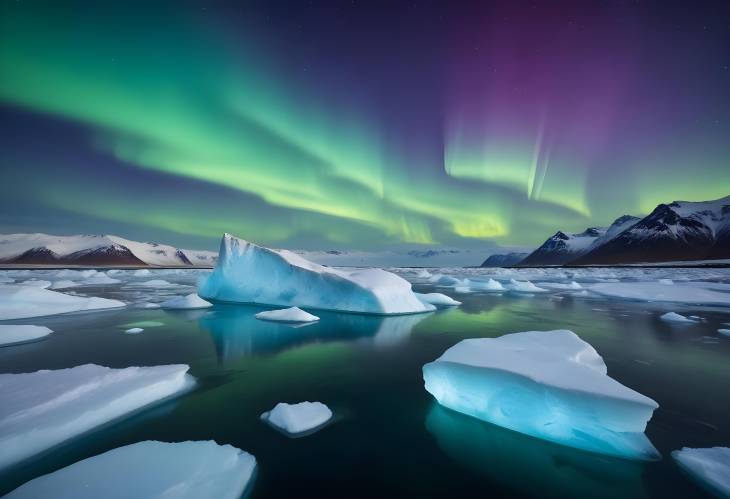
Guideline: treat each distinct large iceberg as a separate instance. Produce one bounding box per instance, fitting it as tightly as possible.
[0,285,125,320]
[0,364,194,469]
[672,447,730,497]
[199,234,434,314]
[4,440,256,499]
[423,330,660,460]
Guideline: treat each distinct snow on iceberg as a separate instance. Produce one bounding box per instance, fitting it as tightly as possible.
[660,312,696,323]
[589,282,730,306]
[3,440,256,499]
[160,293,212,310]
[507,279,549,293]
[0,364,194,469]
[422,330,660,460]
[255,307,319,323]
[0,285,125,320]
[672,447,730,497]
[261,401,333,436]
[199,234,434,315]
[0,325,52,347]
[415,292,461,308]
[124,327,144,334]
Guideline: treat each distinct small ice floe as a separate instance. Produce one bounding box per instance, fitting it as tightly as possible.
[18,279,52,288]
[467,278,504,291]
[0,325,52,347]
[124,328,144,334]
[671,447,730,498]
[0,275,14,284]
[136,279,176,287]
[415,292,461,308]
[507,279,548,293]
[0,285,125,320]
[658,279,674,285]
[3,440,256,499]
[423,330,660,460]
[718,329,730,337]
[133,268,152,276]
[261,401,333,436]
[417,269,432,279]
[660,312,696,323]
[255,307,319,323]
[121,321,164,329]
[49,280,76,290]
[454,286,472,294]
[540,281,583,291]
[80,275,121,285]
[0,364,194,469]
[429,274,462,286]
[139,302,161,309]
[160,293,212,310]
[588,282,730,306]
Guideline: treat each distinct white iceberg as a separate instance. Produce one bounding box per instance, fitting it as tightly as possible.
[255,307,319,323]
[467,278,505,291]
[133,268,152,276]
[136,279,176,287]
[423,330,660,460]
[660,312,696,323]
[3,440,256,499]
[428,274,462,286]
[261,401,333,436]
[199,234,434,315]
[18,279,52,288]
[160,293,212,310]
[0,363,194,469]
[589,282,730,306]
[124,327,144,334]
[0,285,126,320]
[658,278,674,285]
[672,447,730,497]
[507,279,549,293]
[49,280,76,290]
[417,269,432,279]
[718,329,730,337]
[415,293,461,307]
[0,325,52,347]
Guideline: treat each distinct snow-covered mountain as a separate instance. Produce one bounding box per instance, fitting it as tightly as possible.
[295,247,484,267]
[480,252,529,268]
[573,197,730,264]
[0,234,218,267]
[517,196,729,266]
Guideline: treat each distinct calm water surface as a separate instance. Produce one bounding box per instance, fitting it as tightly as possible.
[1,269,729,498]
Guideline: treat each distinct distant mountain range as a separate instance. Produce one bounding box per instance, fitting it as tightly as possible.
[0,234,217,267]
[483,195,730,267]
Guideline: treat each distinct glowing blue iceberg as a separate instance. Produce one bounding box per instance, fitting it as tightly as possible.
[199,234,434,315]
[423,330,660,461]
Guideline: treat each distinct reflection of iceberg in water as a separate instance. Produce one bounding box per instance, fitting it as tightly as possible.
[199,304,429,362]
[425,404,649,499]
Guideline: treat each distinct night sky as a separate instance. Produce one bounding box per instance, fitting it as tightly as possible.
[1,0,729,251]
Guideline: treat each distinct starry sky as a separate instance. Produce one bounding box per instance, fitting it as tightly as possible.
[1,0,728,252]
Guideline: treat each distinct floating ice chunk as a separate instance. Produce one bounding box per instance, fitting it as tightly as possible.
[672,447,730,497]
[139,302,161,309]
[718,329,730,337]
[255,307,319,323]
[80,275,121,285]
[0,285,125,320]
[660,312,696,323]
[417,269,432,279]
[18,279,52,288]
[124,328,144,334]
[468,278,505,291]
[133,268,152,276]
[429,274,462,286]
[589,282,730,306]
[0,325,52,347]
[161,293,212,310]
[541,281,583,291]
[0,364,194,469]
[199,234,434,315]
[507,279,549,293]
[136,279,176,287]
[3,440,256,499]
[0,276,14,284]
[422,330,660,460]
[658,279,674,285]
[261,401,333,436]
[416,293,461,307]
[49,280,76,290]
[453,286,472,294]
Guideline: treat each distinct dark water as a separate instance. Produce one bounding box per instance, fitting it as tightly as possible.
[1,283,729,498]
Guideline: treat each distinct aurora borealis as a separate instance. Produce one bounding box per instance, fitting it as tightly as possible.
[1,1,728,252]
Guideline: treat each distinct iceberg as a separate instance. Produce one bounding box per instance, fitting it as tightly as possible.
[3,440,256,499]
[422,330,660,460]
[718,329,730,337]
[507,279,549,293]
[467,278,505,291]
[261,401,333,436]
[672,447,730,497]
[199,234,434,315]
[49,280,76,290]
[0,364,194,469]
[415,292,461,308]
[124,327,144,334]
[660,312,696,323]
[160,293,212,309]
[428,274,462,286]
[0,325,52,347]
[589,282,730,306]
[255,306,319,322]
[0,285,125,320]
